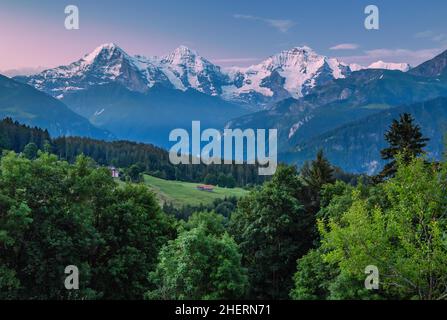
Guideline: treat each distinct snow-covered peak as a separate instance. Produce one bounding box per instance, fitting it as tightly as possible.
[162,45,201,65]
[172,45,197,56]
[20,43,153,94]
[280,46,317,56]
[261,46,323,70]
[348,63,364,72]
[82,43,127,64]
[222,45,351,102]
[367,60,411,72]
[159,46,227,95]
[85,42,122,55]
[19,43,413,109]
[350,61,411,72]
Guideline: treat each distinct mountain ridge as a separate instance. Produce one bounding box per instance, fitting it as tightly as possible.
[16,43,414,109]
[282,96,447,174]
[0,74,112,139]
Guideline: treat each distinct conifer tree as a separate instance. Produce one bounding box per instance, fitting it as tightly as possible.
[379,113,429,179]
[300,150,335,215]
[301,150,335,192]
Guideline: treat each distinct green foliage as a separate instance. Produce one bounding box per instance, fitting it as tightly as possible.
[290,249,335,300]
[301,150,335,192]
[217,173,236,188]
[92,184,176,299]
[230,165,314,299]
[0,199,32,299]
[0,152,175,300]
[2,117,447,301]
[183,211,226,235]
[204,173,218,186]
[23,142,38,160]
[147,212,248,300]
[125,163,146,182]
[163,196,239,221]
[0,117,265,188]
[300,150,335,217]
[318,157,447,300]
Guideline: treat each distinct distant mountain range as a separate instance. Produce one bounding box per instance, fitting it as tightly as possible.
[16,43,411,109]
[16,43,227,99]
[349,61,411,72]
[0,66,47,77]
[14,44,249,146]
[6,43,447,174]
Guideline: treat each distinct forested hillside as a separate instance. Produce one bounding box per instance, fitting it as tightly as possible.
[283,96,447,174]
[0,118,51,153]
[0,118,265,187]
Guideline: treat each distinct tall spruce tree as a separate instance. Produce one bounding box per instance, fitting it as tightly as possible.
[300,150,335,216]
[379,113,429,180]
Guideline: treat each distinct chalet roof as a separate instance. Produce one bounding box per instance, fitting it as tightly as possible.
[197,185,214,189]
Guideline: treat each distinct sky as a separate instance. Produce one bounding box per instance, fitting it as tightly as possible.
[1,0,447,73]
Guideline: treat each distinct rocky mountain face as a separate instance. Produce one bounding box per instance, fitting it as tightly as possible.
[59,82,248,148]
[408,50,447,77]
[16,44,150,97]
[221,46,352,107]
[15,43,231,101]
[158,45,230,96]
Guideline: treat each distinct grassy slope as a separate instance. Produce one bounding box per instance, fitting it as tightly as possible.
[143,175,248,207]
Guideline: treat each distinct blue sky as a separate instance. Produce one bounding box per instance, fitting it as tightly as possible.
[1,0,447,71]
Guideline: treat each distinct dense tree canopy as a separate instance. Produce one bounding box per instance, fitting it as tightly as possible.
[292,157,447,300]
[147,212,248,300]
[230,165,315,299]
[300,150,336,224]
[0,152,175,299]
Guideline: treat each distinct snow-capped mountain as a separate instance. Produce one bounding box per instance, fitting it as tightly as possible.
[17,43,411,109]
[368,61,411,71]
[221,46,351,107]
[19,43,153,98]
[158,45,229,96]
[17,43,229,98]
[350,60,411,72]
[14,44,247,148]
[348,63,364,72]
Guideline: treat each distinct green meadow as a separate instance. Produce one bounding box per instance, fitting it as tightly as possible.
[143,174,248,207]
